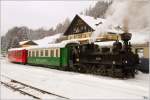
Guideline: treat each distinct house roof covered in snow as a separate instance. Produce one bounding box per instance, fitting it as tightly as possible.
[64,14,104,35]
[19,40,37,46]
[78,15,104,30]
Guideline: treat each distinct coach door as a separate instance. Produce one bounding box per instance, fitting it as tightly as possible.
[66,43,80,66]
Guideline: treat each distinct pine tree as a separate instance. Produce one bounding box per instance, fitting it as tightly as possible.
[10,37,20,48]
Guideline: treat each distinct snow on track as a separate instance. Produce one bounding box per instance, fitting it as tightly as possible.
[1,84,33,99]
[1,75,69,100]
[1,59,149,99]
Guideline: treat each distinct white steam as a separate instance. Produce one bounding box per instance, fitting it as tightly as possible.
[91,0,150,42]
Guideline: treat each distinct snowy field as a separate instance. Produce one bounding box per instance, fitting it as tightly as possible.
[0,58,149,100]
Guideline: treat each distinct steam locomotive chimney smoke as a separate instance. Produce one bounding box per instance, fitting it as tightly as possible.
[123,17,129,33]
[91,0,150,42]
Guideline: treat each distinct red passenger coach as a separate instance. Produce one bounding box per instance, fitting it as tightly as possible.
[8,48,28,64]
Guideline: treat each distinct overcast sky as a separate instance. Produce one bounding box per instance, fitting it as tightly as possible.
[1,1,97,35]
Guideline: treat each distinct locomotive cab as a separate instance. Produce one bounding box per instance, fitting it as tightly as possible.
[112,40,122,53]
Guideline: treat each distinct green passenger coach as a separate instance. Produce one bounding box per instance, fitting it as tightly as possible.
[27,40,79,70]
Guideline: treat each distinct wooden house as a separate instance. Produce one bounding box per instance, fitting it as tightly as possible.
[63,14,118,43]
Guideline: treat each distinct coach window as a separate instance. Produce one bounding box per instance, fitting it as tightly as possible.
[28,51,30,57]
[56,49,58,57]
[36,50,39,57]
[45,50,48,57]
[30,51,32,57]
[54,49,56,57]
[32,51,35,57]
[49,50,51,57]
[51,50,54,57]
[28,51,31,57]
[40,50,43,57]
[58,49,60,57]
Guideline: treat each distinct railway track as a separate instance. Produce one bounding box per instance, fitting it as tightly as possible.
[1,75,70,100]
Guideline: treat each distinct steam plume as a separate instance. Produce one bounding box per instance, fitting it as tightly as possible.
[91,0,150,42]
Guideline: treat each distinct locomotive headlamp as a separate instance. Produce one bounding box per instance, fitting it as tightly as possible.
[112,61,116,64]
[76,58,79,62]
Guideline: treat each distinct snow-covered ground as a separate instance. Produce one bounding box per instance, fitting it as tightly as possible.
[0,85,33,99]
[0,58,149,100]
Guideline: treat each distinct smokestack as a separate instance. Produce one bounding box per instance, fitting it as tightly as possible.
[123,17,129,33]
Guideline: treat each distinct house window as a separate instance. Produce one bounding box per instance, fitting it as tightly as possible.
[82,34,86,38]
[86,33,89,38]
[71,35,74,39]
[78,34,81,38]
[136,48,144,58]
[74,34,78,39]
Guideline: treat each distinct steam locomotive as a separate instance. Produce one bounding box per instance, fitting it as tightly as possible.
[67,33,139,78]
[8,33,139,78]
